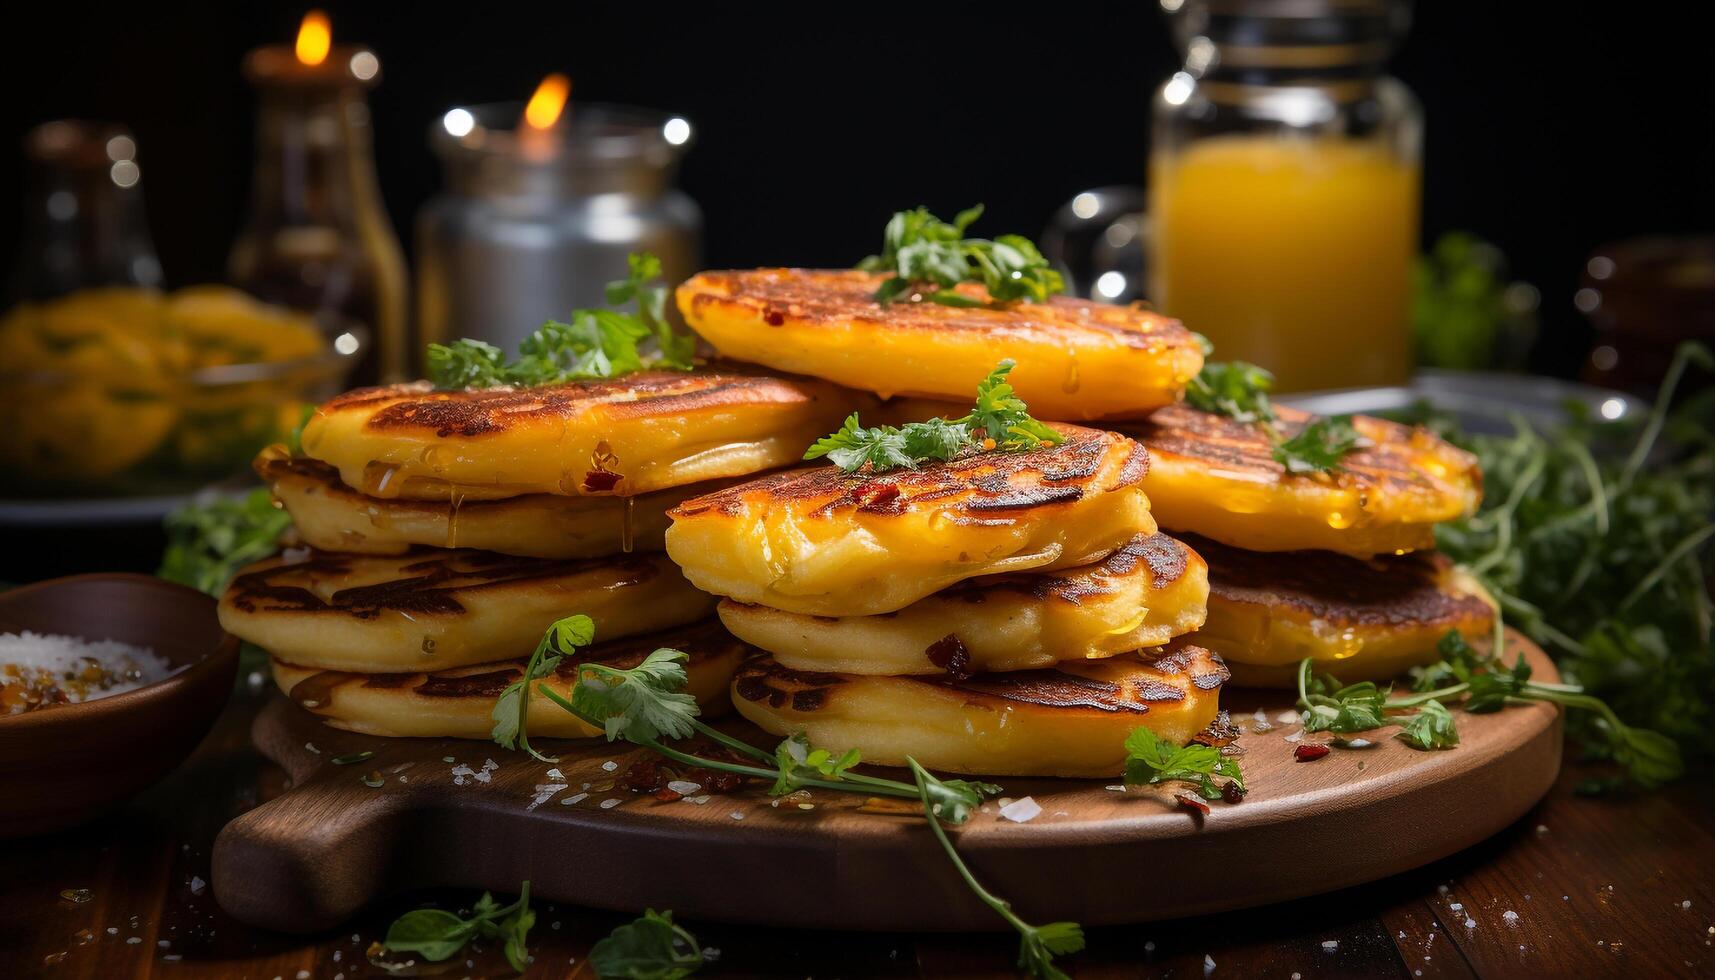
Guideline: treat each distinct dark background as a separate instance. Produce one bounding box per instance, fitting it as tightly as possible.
[2,1,1711,376]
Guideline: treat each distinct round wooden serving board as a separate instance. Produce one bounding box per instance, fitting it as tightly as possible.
[213,632,1562,934]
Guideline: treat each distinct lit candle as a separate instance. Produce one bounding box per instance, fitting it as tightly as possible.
[243,10,381,87]
[518,73,572,161]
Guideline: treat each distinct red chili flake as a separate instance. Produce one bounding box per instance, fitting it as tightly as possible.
[581,469,623,493]
[620,757,667,793]
[1221,781,1247,804]
[924,634,973,681]
[763,309,786,326]
[1294,744,1331,762]
[1175,792,1211,815]
[653,788,685,802]
[852,481,900,510]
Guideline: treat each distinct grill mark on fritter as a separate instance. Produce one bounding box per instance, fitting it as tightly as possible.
[226,550,659,619]
[731,655,847,711]
[682,269,1199,352]
[1188,533,1492,628]
[1141,642,1232,691]
[1120,404,1473,496]
[317,371,815,439]
[670,425,1137,521]
[732,651,1221,716]
[939,532,1189,606]
[288,621,735,702]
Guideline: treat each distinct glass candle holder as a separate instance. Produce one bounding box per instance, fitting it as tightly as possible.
[12,120,162,301]
[228,41,408,386]
[415,102,701,358]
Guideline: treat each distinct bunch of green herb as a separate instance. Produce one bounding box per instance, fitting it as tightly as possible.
[381,882,534,973]
[1294,629,1682,784]
[1121,726,1245,799]
[857,205,1065,306]
[157,487,292,595]
[1184,351,1367,475]
[427,252,695,390]
[1392,341,1713,779]
[1412,231,1538,371]
[589,909,706,979]
[493,614,1079,978]
[803,359,1063,474]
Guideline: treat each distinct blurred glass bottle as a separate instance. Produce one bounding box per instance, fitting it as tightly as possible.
[228,36,407,386]
[13,120,163,300]
[1149,0,1421,391]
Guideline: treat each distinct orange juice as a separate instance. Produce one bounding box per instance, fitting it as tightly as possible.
[1149,135,1418,391]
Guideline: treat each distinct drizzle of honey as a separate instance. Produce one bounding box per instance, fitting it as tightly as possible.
[362,460,402,497]
[289,670,359,710]
[1061,355,1081,394]
[445,488,467,549]
[620,496,635,553]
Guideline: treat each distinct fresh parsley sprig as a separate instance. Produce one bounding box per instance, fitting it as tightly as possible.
[496,617,992,812]
[1183,353,1369,475]
[857,205,1065,307]
[1294,630,1684,784]
[1121,726,1245,800]
[1407,341,1714,778]
[491,614,596,763]
[427,252,695,390]
[158,487,293,596]
[803,359,1064,474]
[589,908,706,979]
[495,616,1079,973]
[909,760,1085,979]
[381,882,534,973]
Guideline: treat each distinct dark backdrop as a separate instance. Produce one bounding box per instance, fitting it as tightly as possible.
[3,1,1711,376]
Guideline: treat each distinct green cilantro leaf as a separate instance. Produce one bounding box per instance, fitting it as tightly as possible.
[1019,920,1087,980]
[912,764,1002,826]
[858,205,1064,307]
[802,360,1061,474]
[491,614,595,762]
[1185,360,1276,425]
[429,251,694,389]
[1297,662,1391,734]
[1121,726,1245,800]
[1396,699,1460,750]
[571,648,700,744]
[588,908,704,979]
[383,882,533,970]
[157,488,293,596]
[1273,414,1368,474]
[770,733,863,796]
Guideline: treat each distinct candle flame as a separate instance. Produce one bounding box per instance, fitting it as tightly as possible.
[524,74,572,130]
[296,11,332,66]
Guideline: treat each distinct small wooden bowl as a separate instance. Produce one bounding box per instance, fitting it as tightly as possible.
[0,573,239,837]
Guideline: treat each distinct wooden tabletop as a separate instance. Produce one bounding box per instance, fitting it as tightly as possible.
[6,661,1712,979]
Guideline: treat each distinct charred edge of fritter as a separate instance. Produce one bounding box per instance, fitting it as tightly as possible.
[679,270,1200,350]
[1189,533,1493,628]
[1140,643,1232,691]
[312,371,816,440]
[278,620,736,699]
[225,550,661,618]
[671,427,1132,520]
[731,654,848,713]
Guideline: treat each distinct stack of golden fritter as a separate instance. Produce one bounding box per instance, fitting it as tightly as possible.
[676,268,1490,752]
[218,368,860,738]
[669,271,1225,777]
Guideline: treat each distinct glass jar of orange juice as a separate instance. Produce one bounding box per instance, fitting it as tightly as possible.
[1148,0,1420,391]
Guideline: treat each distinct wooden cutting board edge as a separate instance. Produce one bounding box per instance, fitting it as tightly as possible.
[213,632,1563,934]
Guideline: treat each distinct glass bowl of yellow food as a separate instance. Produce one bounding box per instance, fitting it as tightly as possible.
[0,285,363,498]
